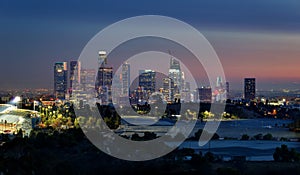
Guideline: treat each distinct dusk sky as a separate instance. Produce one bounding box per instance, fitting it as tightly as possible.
[0,0,300,90]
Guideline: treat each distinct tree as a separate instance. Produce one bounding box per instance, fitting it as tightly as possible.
[217,167,240,175]
[66,117,73,128]
[52,118,62,129]
[131,132,157,141]
[16,129,23,138]
[131,133,142,141]
[178,148,195,156]
[74,116,85,129]
[241,134,249,140]
[263,133,273,140]
[254,133,263,140]
[204,151,215,162]
[143,132,157,140]
[86,117,96,128]
[95,118,102,129]
[273,144,300,162]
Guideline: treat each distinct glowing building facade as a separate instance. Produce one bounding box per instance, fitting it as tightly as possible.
[244,78,256,101]
[54,62,68,100]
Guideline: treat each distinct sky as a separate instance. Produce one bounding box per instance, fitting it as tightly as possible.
[0,0,300,90]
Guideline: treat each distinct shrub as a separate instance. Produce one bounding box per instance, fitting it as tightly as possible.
[241,134,249,140]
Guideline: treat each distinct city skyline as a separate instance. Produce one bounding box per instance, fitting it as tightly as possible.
[1,1,300,173]
[53,56,228,105]
[3,56,298,97]
[1,0,300,90]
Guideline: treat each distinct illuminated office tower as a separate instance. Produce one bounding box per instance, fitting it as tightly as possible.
[95,51,113,104]
[181,71,185,89]
[139,70,156,95]
[69,61,81,96]
[244,78,256,101]
[121,62,130,96]
[54,62,68,100]
[169,58,182,97]
[162,77,174,102]
[81,69,96,91]
[72,69,96,107]
[111,74,122,100]
[96,67,113,104]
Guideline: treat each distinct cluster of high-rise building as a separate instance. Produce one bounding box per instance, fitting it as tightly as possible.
[131,57,192,104]
[54,61,96,102]
[54,50,257,106]
[53,51,129,106]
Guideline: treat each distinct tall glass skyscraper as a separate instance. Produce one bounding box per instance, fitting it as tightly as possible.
[69,61,81,96]
[54,62,68,100]
[162,77,174,102]
[139,70,156,94]
[81,69,96,91]
[169,58,182,99]
[244,78,256,100]
[95,51,113,104]
[96,67,113,104]
[121,62,130,97]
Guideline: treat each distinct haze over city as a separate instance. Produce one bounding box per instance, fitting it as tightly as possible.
[0,0,300,90]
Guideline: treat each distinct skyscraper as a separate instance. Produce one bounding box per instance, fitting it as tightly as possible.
[162,77,174,102]
[121,62,130,96]
[98,50,107,66]
[181,71,185,90]
[54,62,68,100]
[216,76,223,88]
[95,51,113,104]
[112,74,122,99]
[244,78,256,100]
[193,89,199,103]
[96,67,113,104]
[69,61,81,96]
[72,68,96,107]
[225,82,230,98]
[169,58,182,98]
[225,82,229,93]
[139,70,156,94]
[81,69,96,91]
[170,57,180,70]
[198,86,212,103]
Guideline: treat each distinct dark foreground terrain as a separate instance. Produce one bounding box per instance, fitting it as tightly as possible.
[0,128,299,175]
